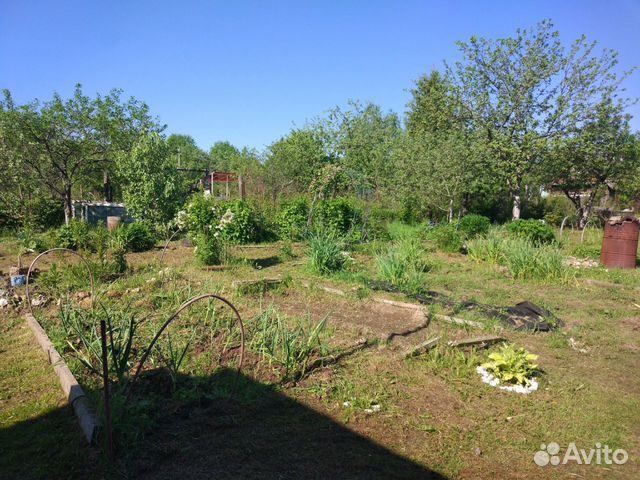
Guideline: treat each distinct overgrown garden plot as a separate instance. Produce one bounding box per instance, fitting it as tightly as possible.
[1,216,639,479]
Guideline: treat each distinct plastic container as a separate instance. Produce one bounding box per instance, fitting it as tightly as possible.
[10,275,27,286]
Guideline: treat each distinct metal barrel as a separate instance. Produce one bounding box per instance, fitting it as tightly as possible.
[600,219,639,269]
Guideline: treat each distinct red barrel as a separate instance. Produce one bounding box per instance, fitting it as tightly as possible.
[600,219,639,269]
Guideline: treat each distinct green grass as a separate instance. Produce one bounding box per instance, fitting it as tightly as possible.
[0,316,102,479]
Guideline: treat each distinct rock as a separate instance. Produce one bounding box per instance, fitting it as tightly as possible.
[0,298,8,308]
[475,447,482,456]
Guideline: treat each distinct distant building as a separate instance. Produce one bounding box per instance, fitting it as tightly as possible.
[72,202,132,226]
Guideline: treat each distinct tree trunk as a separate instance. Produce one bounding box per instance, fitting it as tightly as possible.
[64,184,73,225]
[511,193,521,221]
[447,199,454,223]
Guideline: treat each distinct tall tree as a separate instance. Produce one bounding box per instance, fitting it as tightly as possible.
[403,71,478,221]
[0,85,162,223]
[209,141,240,171]
[116,133,181,226]
[548,98,639,227]
[447,20,635,219]
[264,128,330,200]
[323,101,401,195]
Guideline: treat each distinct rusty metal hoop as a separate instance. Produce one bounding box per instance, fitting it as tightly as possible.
[559,216,570,238]
[125,294,245,403]
[159,228,183,265]
[25,248,95,316]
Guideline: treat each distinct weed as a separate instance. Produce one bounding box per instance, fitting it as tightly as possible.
[248,306,330,381]
[375,239,427,294]
[308,233,350,275]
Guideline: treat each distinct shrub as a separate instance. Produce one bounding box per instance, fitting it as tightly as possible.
[220,200,262,244]
[177,194,263,244]
[313,198,361,238]
[56,219,92,251]
[277,198,309,240]
[308,234,350,275]
[543,196,577,226]
[110,222,157,253]
[506,219,556,245]
[458,214,491,239]
[193,232,226,266]
[482,344,539,386]
[376,240,427,294]
[429,223,463,253]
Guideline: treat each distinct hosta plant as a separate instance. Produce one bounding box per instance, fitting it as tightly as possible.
[481,344,539,386]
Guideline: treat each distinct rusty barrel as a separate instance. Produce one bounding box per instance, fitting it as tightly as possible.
[106,216,121,232]
[600,218,639,269]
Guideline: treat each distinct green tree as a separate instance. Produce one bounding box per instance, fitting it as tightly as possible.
[209,141,240,171]
[116,133,181,226]
[324,101,401,195]
[264,128,330,200]
[548,98,639,227]
[447,20,635,219]
[167,134,209,169]
[0,85,161,223]
[403,71,478,221]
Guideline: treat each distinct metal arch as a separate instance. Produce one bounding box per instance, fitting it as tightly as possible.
[25,248,95,317]
[580,220,591,244]
[559,216,570,238]
[125,293,245,403]
[159,228,183,265]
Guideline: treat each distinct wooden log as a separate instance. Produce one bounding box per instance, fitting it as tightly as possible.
[232,278,283,294]
[373,297,422,310]
[404,336,440,358]
[582,278,625,289]
[24,313,101,444]
[301,281,346,296]
[434,314,484,329]
[447,336,505,349]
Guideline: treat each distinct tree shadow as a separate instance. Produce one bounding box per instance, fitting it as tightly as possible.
[1,368,447,480]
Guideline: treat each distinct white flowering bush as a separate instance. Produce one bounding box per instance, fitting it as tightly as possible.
[176,193,236,265]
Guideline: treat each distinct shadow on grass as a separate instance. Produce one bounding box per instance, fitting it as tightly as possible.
[251,255,282,269]
[1,368,447,480]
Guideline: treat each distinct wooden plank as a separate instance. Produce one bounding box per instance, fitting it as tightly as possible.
[24,313,101,444]
[301,282,346,296]
[373,297,422,310]
[447,336,505,349]
[404,336,440,358]
[434,314,484,329]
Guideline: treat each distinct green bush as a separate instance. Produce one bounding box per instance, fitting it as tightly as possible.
[458,214,491,239]
[56,220,92,251]
[277,198,309,240]
[429,223,463,253]
[177,194,265,244]
[221,200,263,244]
[193,232,226,266]
[506,219,556,245]
[308,234,350,275]
[111,222,157,253]
[543,196,577,226]
[313,198,362,238]
[376,240,427,294]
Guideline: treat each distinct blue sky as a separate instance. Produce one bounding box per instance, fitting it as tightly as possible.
[2,0,639,151]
